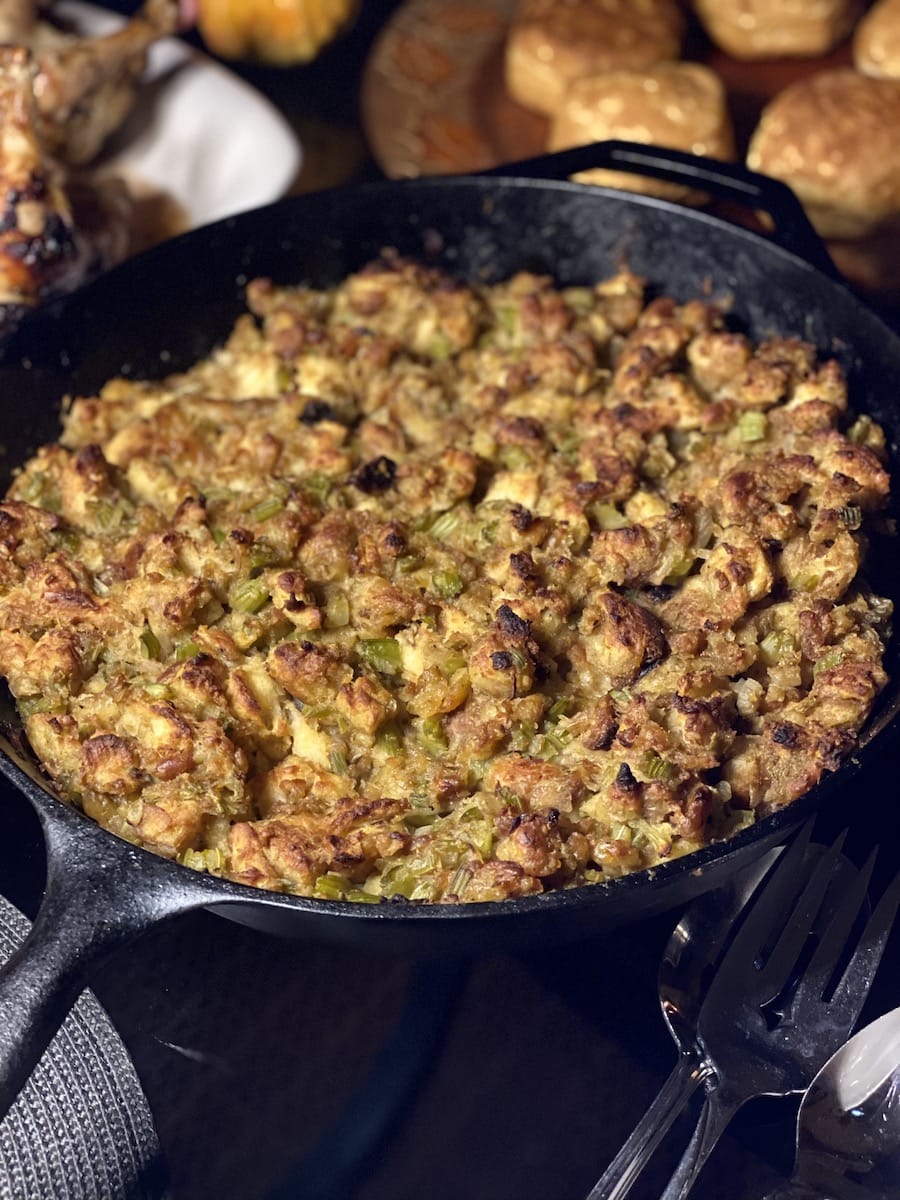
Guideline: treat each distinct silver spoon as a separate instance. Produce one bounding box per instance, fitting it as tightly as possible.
[765,1006,900,1200]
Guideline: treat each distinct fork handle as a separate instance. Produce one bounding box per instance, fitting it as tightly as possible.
[584,1054,709,1200]
[658,1088,746,1200]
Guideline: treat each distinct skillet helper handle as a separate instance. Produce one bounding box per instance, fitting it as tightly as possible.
[584,1052,709,1200]
[482,139,838,281]
[0,803,204,1122]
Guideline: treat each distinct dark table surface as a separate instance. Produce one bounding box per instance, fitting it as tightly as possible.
[3,4,900,1198]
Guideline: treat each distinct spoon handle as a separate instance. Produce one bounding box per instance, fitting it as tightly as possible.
[658,1087,745,1200]
[584,1053,709,1200]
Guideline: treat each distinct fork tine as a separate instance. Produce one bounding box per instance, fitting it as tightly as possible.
[824,864,900,1026]
[788,844,877,1010]
[710,820,815,972]
[750,829,848,1000]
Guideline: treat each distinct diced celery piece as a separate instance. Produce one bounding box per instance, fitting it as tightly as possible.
[738,411,766,442]
[230,577,270,613]
[358,637,402,675]
[140,625,162,660]
[249,496,284,523]
[421,715,448,755]
[432,567,463,599]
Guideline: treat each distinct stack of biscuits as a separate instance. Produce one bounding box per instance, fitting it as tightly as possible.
[505,0,900,291]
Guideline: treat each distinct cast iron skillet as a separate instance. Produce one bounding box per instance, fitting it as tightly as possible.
[1,141,900,1121]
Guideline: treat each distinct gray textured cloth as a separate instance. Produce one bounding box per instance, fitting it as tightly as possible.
[0,896,164,1200]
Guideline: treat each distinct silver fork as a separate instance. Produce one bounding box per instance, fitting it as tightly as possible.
[584,854,775,1200]
[659,824,900,1200]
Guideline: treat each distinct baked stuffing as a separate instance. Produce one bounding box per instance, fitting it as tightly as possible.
[0,257,892,902]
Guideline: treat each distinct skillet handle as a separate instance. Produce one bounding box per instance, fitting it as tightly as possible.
[0,799,207,1122]
[481,139,839,281]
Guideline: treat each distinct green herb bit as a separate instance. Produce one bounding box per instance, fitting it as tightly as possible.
[20,471,61,513]
[420,715,448,756]
[313,872,349,900]
[18,696,59,718]
[494,302,519,334]
[663,552,696,585]
[427,332,454,360]
[440,650,467,677]
[447,865,472,898]
[181,848,224,873]
[792,571,822,594]
[53,527,81,553]
[303,472,333,504]
[230,577,270,613]
[89,499,121,531]
[429,507,464,540]
[140,624,162,660]
[358,637,402,675]
[175,640,201,661]
[396,554,422,575]
[329,749,349,775]
[814,648,845,676]
[629,817,675,856]
[509,719,536,752]
[470,520,493,550]
[738,411,767,443]
[590,502,629,530]
[248,542,279,574]
[405,806,440,830]
[432,567,464,599]
[641,751,676,782]
[538,730,569,759]
[249,496,285,523]
[496,785,523,811]
[499,445,532,472]
[545,697,569,724]
[211,527,227,546]
[759,629,797,665]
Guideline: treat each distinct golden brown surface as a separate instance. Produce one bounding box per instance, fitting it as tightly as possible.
[693,0,865,61]
[854,0,900,77]
[0,259,891,902]
[504,0,684,118]
[747,67,900,240]
[547,62,734,202]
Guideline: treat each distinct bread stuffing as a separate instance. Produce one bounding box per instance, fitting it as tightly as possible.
[0,256,891,902]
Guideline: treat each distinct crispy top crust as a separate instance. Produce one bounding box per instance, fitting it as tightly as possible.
[0,257,892,903]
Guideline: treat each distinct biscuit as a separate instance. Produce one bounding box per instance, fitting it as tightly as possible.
[548,62,734,202]
[693,0,864,60]
[504,0,684,117]
[747,68,900,239]
[855,0,900,77]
